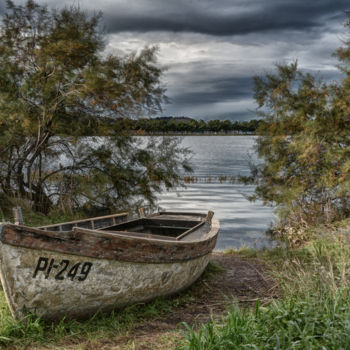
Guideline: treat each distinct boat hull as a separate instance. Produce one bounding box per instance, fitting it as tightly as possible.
[0,242,210,320]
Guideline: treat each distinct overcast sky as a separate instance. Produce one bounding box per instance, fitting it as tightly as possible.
[1,0,349,120]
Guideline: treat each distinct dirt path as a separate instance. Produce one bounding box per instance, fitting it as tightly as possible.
[70,253,278,350]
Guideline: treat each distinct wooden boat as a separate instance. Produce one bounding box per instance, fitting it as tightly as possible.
[0,210,219,320]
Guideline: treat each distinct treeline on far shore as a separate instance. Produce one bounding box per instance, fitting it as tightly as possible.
[113,117,263,134]
[76,117,263,135]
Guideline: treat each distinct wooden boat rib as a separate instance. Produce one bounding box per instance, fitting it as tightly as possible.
[0,211,219,320]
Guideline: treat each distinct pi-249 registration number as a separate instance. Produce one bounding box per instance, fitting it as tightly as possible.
[33,257,93,281]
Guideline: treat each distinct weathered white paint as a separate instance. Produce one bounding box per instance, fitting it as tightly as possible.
[0,242,210,320]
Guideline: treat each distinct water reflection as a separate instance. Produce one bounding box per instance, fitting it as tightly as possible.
[157,136,276,250]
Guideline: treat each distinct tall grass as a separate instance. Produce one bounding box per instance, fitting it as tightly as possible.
[181,292,350,349]
[179,227,350,350]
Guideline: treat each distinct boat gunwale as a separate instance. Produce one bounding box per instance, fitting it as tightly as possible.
[148,211,206,218]
[36,212,129,230]
[0,212,219,263]
[0,212,217,245]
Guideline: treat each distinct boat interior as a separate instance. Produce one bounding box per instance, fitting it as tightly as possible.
[37,212,210,241]
[101,212,207,241]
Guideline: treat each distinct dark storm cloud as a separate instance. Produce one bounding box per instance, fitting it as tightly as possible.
[0,0,347,121]
[163,65,342,120]
[104,0,349,36]
[0,2,5,16]
[173,76,253,105]
[214,110,255,121]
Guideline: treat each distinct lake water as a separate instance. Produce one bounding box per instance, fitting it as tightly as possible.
[157,136,276,250]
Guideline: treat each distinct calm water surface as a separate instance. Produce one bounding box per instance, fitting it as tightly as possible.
[157,136,276,250]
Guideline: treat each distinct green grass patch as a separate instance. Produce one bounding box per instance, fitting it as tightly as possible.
[179,292,350,350]
[223,246,259,258]
[201,261,226,278]
[0,293,182,348]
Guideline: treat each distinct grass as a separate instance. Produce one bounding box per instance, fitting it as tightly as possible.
[224,245,259,258]
[201,261,226,277]
[0,294,182,348]
[179,221,350,350]
[180,292,350,349]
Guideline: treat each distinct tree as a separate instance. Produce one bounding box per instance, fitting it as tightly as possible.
[250,17,350,226]
[220,120,232,132]
[0,0,191,214]
[207,120,221,132]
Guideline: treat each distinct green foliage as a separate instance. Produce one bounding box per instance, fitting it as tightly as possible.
[249,17,350,226]
[0,1,190,214]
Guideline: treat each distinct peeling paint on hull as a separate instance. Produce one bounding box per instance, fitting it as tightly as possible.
[0,243,210,320]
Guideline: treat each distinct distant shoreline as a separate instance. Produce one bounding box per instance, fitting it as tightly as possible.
[128,132,257,136]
